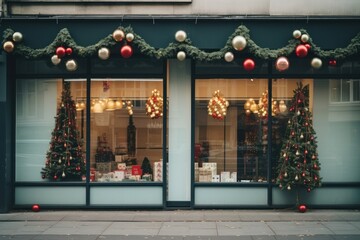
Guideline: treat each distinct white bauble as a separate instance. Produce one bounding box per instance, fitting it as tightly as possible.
[98,47,110,60]
[12,32,23,42]
[66,59,78,71]
[126,33,135,42]
[293,30,301,39]
[275,57,289,71]
[224,52,234,62]
[232,36,247,51]
[301,34,309,43]
[112,29,125,42]
[311,58,322,69]
[3,41,14,53]
[175,30,187,42]
[177,51,186,61]
[51,55,61,65]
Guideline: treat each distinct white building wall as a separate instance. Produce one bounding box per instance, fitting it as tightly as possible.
[6,0,360,16]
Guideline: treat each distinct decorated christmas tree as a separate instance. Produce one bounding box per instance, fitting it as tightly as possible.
[276,83,321,200]
[41,81,86,181]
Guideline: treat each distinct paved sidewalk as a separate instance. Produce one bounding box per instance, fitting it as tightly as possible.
[0,209,360,240]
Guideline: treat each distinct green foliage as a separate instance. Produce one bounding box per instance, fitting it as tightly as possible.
[41,81,86,181]
[3,25,360,61]
[276,82,321,192]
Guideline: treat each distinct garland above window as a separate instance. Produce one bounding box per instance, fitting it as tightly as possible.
[2,25,360,71]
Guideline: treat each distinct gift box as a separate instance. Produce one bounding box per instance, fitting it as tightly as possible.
[132,165,142,176]
[117,163,127,171]
[221,171,230,182]
[96,162,112,173]
[142,174,152,181]
[153,161,163,182]
[203,162,217,176]
[230,172,237,182]
[199,168,212,182]
[211,175,220,182]
[114,170,125,181]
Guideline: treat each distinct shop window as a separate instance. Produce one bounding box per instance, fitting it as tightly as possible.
[195,78,279,183]
[89,79,164,182]
[330,79,360,103]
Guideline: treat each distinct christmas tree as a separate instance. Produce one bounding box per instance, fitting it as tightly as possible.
[141,157,153,176]
[276,83,321,197]
[41,81,86,181]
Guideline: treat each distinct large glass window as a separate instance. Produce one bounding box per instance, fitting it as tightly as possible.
[195,78,272,183]
[89,79,164,182]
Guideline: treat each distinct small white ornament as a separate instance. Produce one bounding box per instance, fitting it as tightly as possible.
[287,185,291,190]
[12,32,23,42]
[3,41,14,53]
[293,30,302,39]
[301,34,309,43]
[112,29,125,42]
[295,175,299,181]
[66,59,78,71]
[177,51,186,61]
[126,33,135,42]
[51,55,61,65]
[232,35,247,51]
[224,52,234,62]
[175,30,187,42]
[98,47,110,60]
[311,57,322,69]
[275,57,289,71]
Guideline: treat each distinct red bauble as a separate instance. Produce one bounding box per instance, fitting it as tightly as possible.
[304,44,311,50]
[56,47,66,58]
[32,204,40,212]
[329,59,337,66]
[66,47,73,55]
[298,204,307,213]
[243,58,255,71]
[295,45,308,58]
[120,45,133,58]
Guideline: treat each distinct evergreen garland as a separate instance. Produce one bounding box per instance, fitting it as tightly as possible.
[2,25,360,61]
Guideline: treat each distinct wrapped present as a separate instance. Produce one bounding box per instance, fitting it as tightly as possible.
[203,162,217,176]
[199,168,212,182]
[115,154,129,162]
[96,162,112,173]
[230,172,237,182]
[114,170,125,181]
[142,174,152,181]
[221,171,231,182]
[132,165,142,176]
[153,161,163,182]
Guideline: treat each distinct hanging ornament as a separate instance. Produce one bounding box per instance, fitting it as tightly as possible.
[65,59,78,71]
[304,44,311,50]
[175,30,187,42]
[287,185,291,190]
[51,55,61,65]
[177,51,186,61]
[126,101,133,115]
[113,29,125,42]
[120,45,133,58]
[98,47,110,60]
[295,175,299,181]
[329,59,337,66]
[224,52,234,62]
[301,34,309,43]
[275,57,289,71]
[62,172,66,178]
[3,41,14,53]
[207,90,229,120]
[65,47,73,55]
[295,45,308,58]
[146,89,164,119]
[12,32,23,42]
[293,30,302,39]
[56,47,66,58]
[126,33,135,42]
[31,204,40,212]
[311,57,322,69]
[243,58,255,71]
[232,35,247,51]
[279,100,287,113]
[298,204,307,213]
[115,100,123,110]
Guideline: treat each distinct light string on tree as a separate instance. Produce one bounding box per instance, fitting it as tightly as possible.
[207,90,229,120]
[146,89,163,119]
[2,25,360,71]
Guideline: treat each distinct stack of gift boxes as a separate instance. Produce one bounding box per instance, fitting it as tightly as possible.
[196,162,237,182]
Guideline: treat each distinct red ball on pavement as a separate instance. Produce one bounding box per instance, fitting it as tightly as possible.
[243,58,255,71]
[56,47,66,58]
[298,204,307,213]
[32,204,40,212]
[295,45,308,58]
[120,45,133,58]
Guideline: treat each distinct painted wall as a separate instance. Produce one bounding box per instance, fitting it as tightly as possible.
[5,0,360,16]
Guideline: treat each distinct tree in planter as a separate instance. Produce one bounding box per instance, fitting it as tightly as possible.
[276,82,321,205]
[41,81,86,181]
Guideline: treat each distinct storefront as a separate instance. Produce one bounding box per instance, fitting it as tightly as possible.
[1,18,360,212]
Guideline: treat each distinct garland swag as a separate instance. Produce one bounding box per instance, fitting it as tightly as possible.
[2,25,360,62]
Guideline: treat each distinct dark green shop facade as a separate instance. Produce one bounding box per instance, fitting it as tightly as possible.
[1,17,360,212]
